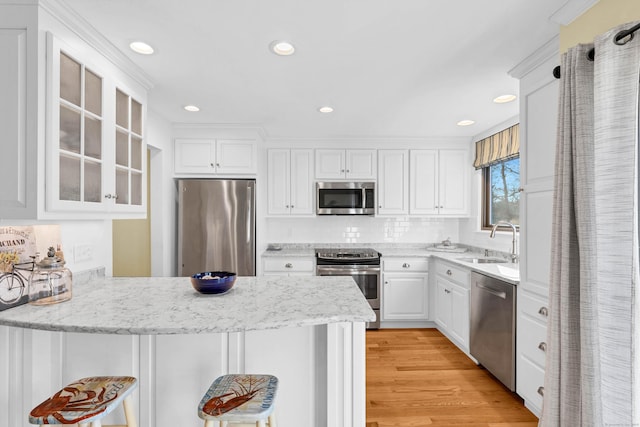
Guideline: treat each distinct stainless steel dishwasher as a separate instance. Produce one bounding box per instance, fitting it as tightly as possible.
[469,271,516,391]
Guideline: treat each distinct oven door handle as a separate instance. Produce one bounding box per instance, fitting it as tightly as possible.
[316,266,380,275]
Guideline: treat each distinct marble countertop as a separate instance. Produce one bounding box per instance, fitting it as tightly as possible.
[0,276,375,334]
[262,243,519,284]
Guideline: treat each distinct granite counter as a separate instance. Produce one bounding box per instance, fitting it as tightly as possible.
[0,275,375,334]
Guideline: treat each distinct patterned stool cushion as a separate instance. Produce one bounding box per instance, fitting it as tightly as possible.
[198,374,278,422]
[29,376,138,425]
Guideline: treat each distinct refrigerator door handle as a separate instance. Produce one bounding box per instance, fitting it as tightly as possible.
[246,184,253,244]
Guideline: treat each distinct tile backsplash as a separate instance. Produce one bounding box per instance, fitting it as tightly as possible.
[265,217,459,244]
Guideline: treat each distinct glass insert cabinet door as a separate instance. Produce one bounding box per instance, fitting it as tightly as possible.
[58,51,103,204]
[114,89,144,207]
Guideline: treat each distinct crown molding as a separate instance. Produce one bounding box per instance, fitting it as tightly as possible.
[549,0,599,25]
[39,0,154,90]
[508,35,559,79]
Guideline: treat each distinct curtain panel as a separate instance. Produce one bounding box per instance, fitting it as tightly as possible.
[541,20,640,427]
[473,123,519,169]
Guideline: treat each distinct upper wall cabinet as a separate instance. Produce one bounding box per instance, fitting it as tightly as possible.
[377,148,470,217]
[0,4,151,220]
[377,150,409,215]
[174,139,257,176]
[315,149,376,180]
[46,34,146,216]
[411,149,469,216]
[0,26,31,217]
[267,149,314,216]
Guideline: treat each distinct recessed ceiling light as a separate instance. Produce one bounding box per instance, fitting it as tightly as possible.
[129,41,154,55]
[270,40,295,56]
[493,94,517,104]
[457,120,475,126]
[184,105,200,112]
[318,106,334,113]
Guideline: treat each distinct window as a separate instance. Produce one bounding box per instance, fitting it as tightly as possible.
[473,124,520,230]
[482,157,520,229]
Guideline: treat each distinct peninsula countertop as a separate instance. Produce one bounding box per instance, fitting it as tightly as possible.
[0,276,375,334]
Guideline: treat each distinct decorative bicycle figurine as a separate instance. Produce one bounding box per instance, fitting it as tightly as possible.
[0,253,35,306]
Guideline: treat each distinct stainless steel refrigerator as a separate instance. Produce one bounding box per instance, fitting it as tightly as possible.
[177,179,256,276]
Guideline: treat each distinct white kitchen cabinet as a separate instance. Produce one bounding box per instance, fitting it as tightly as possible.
[377,150,409,215]
[433,260,470,352]
[510,41,558,417]
[263,256,315,276]
[267,149,314,216]
[410,149,469,216]
[46,33,147,216]
[174,138,257,175]
[381,257,429,323]
[0,11,150,219]
[315,149,376,180]
[0,26,32,217]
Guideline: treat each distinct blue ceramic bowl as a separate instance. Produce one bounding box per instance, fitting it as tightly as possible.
[190,272,237,294]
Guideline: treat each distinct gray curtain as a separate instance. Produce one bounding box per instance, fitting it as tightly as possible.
[541,21,640,427]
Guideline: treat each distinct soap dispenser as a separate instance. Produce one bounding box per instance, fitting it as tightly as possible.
[28,246,72,305]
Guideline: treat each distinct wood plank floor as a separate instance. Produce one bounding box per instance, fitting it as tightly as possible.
[366,329,538,427]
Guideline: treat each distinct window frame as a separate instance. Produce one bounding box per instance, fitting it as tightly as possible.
[481,157,521,231]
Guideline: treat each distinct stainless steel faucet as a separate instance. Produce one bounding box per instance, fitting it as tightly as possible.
[490,221,518,263]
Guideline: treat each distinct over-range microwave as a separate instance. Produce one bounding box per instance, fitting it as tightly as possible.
[316,182,375,215]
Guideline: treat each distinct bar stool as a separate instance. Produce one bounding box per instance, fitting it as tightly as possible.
[29,376,138,427]
[198,374,278,427]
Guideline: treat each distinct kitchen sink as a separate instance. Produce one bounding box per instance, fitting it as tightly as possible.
[456,257,508,264]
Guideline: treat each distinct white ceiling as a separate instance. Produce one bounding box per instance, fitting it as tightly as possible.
[61,0,567,139]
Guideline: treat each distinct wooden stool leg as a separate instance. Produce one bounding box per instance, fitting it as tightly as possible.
[203,420,214,427]
[122,395,137,427]
[89,420,101,427]
[268,414,276,427]
[256,420,266,427]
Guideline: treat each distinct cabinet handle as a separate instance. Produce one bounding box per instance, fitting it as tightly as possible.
[402,263,410,268]
[537,386,544,396]
[538,307,549,317]
[446,269,452,276]
[538,342,547,352]
[518,187,525,192]
[285,205,289,208]
[210,163,215,167]
[285,263,292,268]
[384,281,388,284]
[445,289,451,294]
[346,169,350,173]
[216,163,220,167]
[379,205,382,208]
[440,205,444,209]
[341,169,345,173]
[291,205,294,208]
[104,194,118,200]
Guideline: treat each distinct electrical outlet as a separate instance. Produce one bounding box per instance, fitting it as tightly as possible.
[74,244,93,262]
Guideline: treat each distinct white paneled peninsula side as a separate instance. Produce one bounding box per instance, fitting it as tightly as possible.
[0,276,374,427]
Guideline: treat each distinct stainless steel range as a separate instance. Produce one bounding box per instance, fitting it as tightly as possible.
[316,248,381,329]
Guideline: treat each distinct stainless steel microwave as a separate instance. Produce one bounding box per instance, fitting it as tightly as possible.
[316,182,375,215]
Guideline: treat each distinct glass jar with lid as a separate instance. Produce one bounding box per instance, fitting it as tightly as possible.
[28,247,72,305]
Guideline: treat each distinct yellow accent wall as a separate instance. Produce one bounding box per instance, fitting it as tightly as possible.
[112,150,151,277]
[561,0,640,52]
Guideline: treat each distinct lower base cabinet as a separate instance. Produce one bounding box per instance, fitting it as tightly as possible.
[0,322,365,427]
[516,288,549,415]
[381,257,429,323]
[433,260,470,352]
[263,256,315,276]
[382,274,429,321]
